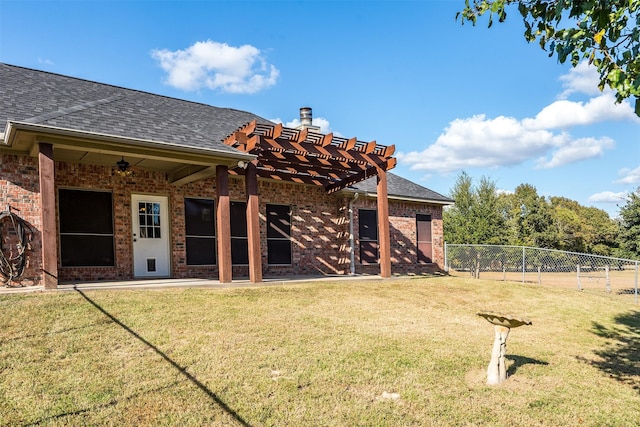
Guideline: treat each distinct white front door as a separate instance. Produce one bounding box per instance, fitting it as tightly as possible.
[131,194,170,277]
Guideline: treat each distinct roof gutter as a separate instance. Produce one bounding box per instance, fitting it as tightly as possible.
[1,120,257,162]
[341,188,454,206]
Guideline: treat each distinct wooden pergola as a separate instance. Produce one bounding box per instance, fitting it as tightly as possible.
[215,120,397,283]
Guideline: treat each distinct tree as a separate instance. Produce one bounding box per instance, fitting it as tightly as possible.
[445,171,475,244]
[445,172,509,278]
[444,172,508,244]
[503,184,557,248]
[549,196,619,255]
[580,205,619,256]
[617,188,640,259]
[457,0,640,116]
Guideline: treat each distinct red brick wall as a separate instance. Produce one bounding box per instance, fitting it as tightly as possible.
[350,197,444,276]
[258,180,349,277]
[1,156,445,285]
[0,154,42,286]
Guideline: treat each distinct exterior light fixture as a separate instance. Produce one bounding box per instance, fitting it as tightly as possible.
[116,156,132,176]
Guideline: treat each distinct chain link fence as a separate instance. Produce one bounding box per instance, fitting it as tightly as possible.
[444,244,639,304]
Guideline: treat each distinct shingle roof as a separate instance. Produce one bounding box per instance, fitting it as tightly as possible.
[0,63,270,155]
[347,173,453,204]
[1,63,452,204]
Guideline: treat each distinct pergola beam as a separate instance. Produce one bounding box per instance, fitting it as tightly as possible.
[257,159,347,182]
[258,150,368,174]
[325,166,377,194]
[363,140,377,154]
[222,121,396,194]
[320,133,333,147]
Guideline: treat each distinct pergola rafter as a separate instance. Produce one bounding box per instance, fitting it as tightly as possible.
[223,120,396,193]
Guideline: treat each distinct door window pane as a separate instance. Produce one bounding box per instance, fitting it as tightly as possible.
[417,214,433,264]
[360,241,379,265]
[139,202,161,239]
[359,209,378,264]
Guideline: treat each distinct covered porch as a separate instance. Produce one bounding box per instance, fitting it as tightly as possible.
[3,115,396,289]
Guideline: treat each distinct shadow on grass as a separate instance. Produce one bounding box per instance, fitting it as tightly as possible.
[1,321,111,344]
[71,289,252,426]
[506,355,549,377]
[23,381,181,426]
[588,310,640,394]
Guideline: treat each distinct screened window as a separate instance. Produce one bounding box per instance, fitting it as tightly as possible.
[417,214,433,264]
[359,209,378,264]
[59,189,115,267]
[185,198,216,265]
[231,201,248,265]
[267,204,292,265]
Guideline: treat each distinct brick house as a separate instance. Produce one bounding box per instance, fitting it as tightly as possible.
[0,63,453,289]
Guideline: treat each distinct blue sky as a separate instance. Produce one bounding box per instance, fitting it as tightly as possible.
[1,0,638,217]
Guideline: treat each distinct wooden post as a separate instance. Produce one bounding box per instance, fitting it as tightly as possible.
[376,167,391,278]
[245,162,262,283]
[216,165,232,283]
[38,143,58,289]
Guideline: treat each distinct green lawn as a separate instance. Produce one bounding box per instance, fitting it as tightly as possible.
[1,277,639,426]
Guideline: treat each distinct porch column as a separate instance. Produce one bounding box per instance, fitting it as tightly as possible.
[38,142,58,289]
[245,162,262,283]
[376,167,391,278]
[216,165,232,283]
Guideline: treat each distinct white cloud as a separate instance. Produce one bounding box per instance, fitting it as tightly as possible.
[535,136,614,169]
[588,191,629,204]
[396,114,615,174]
[558,60,603,98]
[151,40,279,94]
[616,166,640,185]
[398,62,640,174]
[523,93,640,129]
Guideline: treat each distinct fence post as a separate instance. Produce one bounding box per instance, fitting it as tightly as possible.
[635,261,638,304]
[444,242,448,273]
[522,246,525,284]
[577,264,582,290]
[605,265,611,293]
[538,266,541,285]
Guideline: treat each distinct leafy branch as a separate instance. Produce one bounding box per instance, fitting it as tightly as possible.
[457,0,640,116]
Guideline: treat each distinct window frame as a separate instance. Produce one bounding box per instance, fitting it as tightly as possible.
[184,197,217,266]
[137,201,162,239]
[230,200,249,266]
[358,208,379,265]
[58,188,115,267]
[267,204,292,265]
[416,213,433,264]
